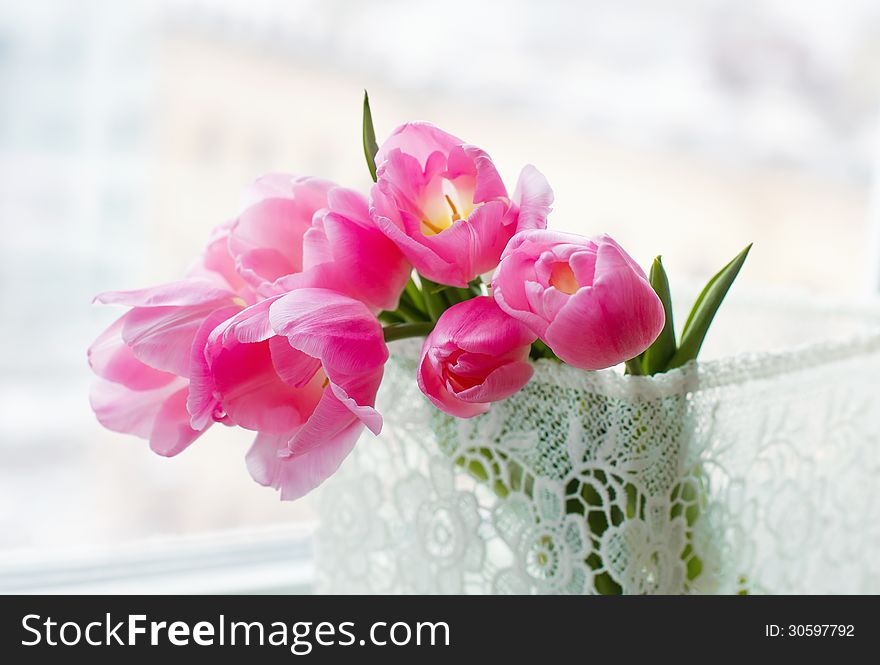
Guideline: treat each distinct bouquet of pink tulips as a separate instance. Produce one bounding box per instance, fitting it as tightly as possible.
[89,94,749,501]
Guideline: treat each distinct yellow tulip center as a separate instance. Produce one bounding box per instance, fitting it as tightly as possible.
[549,262,579,295]
[421,186,474,236]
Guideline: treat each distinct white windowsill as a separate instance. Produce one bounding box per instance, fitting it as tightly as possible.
[0,524,315,595]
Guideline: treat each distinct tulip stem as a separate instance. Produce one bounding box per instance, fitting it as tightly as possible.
[383,321,435,342]
[417,276,447,321]
[395,298,430,323]
[624,358,644,375]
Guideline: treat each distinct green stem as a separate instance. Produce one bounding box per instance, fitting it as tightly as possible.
[395,298,429,322]
[468,277,485,297]
[383,321,434,342]
[624,358,644,376]
[418,276,446,321]
[378,310,404,325]
[404,277,426,314]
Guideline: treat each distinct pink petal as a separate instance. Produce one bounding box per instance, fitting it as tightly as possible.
[90,376,186,439]
[319,208,411,311]
[185,220,250,294]
[375,122,463,169]
[373,209,466,287]
[301,224,334,271]
[455,360,533,404]
[423,200,511,280]
[328,371,383,435]
[149,386,209,457]
[459,145,508,204]
[208,335,323,434]
[432,296,536,354]
[122,301,226,376]
[245,426,361,501]
[417,349,488,419]
[229,199,309,287]
[94,280,234,308]
[187,305,243,430]
[88,316,177,391]
[216,296,281,346]
[286,387,360,456]
[268,335,322,389]
[512,165,554,231]
[546,251,663,370]
[268,288,388,380]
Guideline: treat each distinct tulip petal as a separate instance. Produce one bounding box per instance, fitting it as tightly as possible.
[320,209,412,311]
[373,209,466,287]
[185,220,250,294]
[246,424,361,501]
[208,336,323,434]
[375,122,463,169]
[229,175,335,291]
[90,376,186,440]
[546,256,664,370]
[454,145,508,204]
[187,305,243,430]
[416,297,535,418]
[268,335,322,389]
[328,371,383,436]
[432,296,536,354]
[455,359,533,404]
[149,386,208,457]
[88,316,178,391]
[94,280,235,308]
[269,288,388,380]
[417,349,489,419]
[512,165,554,231]
[287,387,360,456]
[122,301,227,376]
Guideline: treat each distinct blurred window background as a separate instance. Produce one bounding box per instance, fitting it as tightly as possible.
[2,0,880,586]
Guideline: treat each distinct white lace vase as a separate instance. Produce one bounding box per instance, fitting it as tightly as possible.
[314,294,880,594]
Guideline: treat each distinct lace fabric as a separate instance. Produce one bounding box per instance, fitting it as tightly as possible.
[314,299,880,594]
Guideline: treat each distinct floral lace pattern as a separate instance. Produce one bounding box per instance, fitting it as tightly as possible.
[315,329,880,594]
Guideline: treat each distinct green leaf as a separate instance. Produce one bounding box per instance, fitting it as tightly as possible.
[378,310,404,325]
[624,358,644,376]
[362,90,379,182]
[416,275,446,321]
[641,256,677,375]
[529,339,560,362]
[668,244,752,369]
[403,276,426,313]
[468,277,485,297]
[382,321,434,343]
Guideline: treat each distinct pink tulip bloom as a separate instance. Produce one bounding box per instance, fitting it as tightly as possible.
[88,307,238,456]
[492,231,665,370]
[231,174,411,311]
[188,288,387,500]
[370,122,553,287]
[228,174,336,296]
[278,187,412,312]
[89,226,251,455]
[418,296,536,418]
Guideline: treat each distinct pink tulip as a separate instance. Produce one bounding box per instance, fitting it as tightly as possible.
[370,122,553,287]
[88,309,236,456]
[187,287,387,500]
[492,231,665,370]
[90,173,406,462]
[277,187,412,312]
[418,296,536,418]
[89,224,252,455]
[231,175,411,311]
[228,174,335,296]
